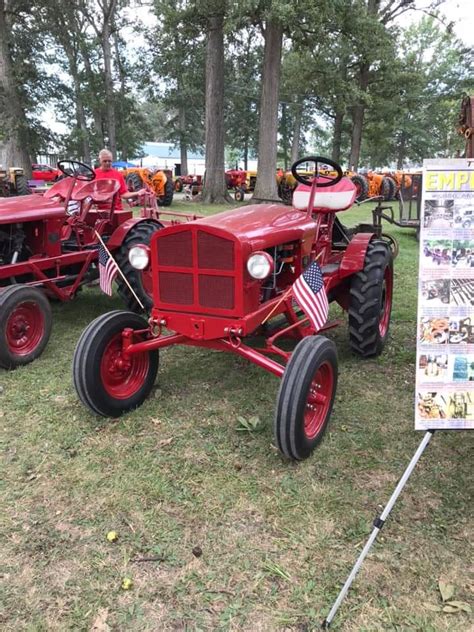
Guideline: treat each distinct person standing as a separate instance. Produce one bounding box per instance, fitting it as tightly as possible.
[94,149,146,210]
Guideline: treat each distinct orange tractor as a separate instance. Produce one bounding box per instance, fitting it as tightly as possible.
[124,167,174,206]
[364,171,397,201]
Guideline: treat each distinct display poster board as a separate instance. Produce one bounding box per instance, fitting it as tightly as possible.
[416,159,474,429]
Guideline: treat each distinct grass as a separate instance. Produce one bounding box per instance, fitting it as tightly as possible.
[0,197,472,631]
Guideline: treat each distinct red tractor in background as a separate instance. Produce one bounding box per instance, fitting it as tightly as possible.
[0,160,199,370]
[73,156,395,462]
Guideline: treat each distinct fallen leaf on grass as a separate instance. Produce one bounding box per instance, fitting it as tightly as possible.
[91,607,110,631]
[445,601,471,613]
[236,415,262,432]
[423,602,442,612]
[442,605,460,613]
[157,438,173,448]
[438,579,455,602]
[151,418,162,426]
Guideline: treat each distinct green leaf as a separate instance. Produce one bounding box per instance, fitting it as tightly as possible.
[442,605,460,613]
[446,601,472,613]
[438,580,455,602]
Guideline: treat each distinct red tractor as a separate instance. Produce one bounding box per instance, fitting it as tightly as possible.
[225,169,248,201]
[73,156,394,461]
[0,160,198,370]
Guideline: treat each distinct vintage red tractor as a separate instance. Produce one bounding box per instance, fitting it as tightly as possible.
[0,160,198,370]
[73,156,394,461]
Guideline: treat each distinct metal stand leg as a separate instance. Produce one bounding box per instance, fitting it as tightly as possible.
[322,430,435,628]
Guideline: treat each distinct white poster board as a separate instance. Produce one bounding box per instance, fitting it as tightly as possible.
[415,159,474,429]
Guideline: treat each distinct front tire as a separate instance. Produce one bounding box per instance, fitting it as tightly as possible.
[0,285,52,369]
[350,174,368,201]
[274,336,338,461]
[348,240,393,357]
[115,221,163,312]
[73,310,159,417]
[15,175,32,196]
[234,187,245,202]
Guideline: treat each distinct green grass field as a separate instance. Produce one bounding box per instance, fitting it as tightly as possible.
[0,198,472,631]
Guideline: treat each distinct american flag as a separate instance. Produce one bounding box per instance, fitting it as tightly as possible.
[98,241,119,296]
[292,261,329,332]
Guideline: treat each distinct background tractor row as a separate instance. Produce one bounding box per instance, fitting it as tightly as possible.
[124,166,174,207]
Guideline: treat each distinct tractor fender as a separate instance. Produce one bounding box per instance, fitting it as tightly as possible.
[339,232,374,279]
[107,217,163,250]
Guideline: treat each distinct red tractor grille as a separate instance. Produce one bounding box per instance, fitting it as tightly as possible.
[157,231,193,267]
[198,231,234,269]
[198,275,234,309]
[154,227,239,315]
[159,272,194,304]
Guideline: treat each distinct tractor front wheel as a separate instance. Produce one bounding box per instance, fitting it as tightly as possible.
[0,285,52,369]
[73,310,159,417]
[115,221,163,312]
[274,336,338,461]
[348,240,393,357]
[234,187,245,202]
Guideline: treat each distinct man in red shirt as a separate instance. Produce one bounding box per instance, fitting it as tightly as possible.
[94,149,146,210]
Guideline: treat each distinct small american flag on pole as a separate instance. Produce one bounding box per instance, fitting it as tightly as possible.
[292,261,329,332]
[98,241,119,296]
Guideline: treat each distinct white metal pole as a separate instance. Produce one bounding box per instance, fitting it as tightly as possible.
[323,430,435,628]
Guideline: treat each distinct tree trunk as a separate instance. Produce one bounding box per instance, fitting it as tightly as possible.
[291,103,303,164]
[348,64,369,170]
[331,110,344,164]
[252,19,283,201]
[243,136,248,170]
[397,131,406,169]
[178,102,188,176]
[201,12,230,204]
[0,0,31,175]
[66,52,91,163]
[78,44,105,148]
[102,20,116,157]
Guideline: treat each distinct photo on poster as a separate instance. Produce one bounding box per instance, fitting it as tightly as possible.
[419,315,449,344]
[449,316,474,344]
[417,391,448,420]
[421,239,452,267]
[449,279,474,307]
[446,392,474,420]
[452,354,474,381]
[424,199,454,229]
[420,279,450,306]
[418,354,449,381]
[453,202,474,230]
[452,240,474,269]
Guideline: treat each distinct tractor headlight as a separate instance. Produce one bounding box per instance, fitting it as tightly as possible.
[128,245,150,270]
[246,251,273,280]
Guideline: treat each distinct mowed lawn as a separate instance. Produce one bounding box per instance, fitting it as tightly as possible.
[0,198,472,631]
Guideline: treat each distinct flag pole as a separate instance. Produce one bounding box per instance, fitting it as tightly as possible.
[94,231,145,311]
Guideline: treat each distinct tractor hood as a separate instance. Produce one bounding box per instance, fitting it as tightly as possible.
[192,203,316,250]
[0,195,66,223]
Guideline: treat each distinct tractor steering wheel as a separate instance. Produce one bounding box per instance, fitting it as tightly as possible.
[291,156,343,188]
[57,160,95,182]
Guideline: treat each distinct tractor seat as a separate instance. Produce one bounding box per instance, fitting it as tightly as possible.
[293,177,357,213]
[72,179,120,202]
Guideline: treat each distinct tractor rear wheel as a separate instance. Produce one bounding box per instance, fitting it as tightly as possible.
[126,172,143,193]
[385,176,397,200]
[15,175,32,196]
[381,177,393,201]
[157,177,174,207]
[0,285,52,369]
[115,221,163,313]
[274,336,338,461]
[73,310,158,417]
[350,174,368,201]
[348,240,393,357]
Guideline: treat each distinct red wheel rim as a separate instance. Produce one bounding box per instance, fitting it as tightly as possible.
[304,360,334,440]
[100,332,150,399]
[6,301,45,356]
[379,266,393,338]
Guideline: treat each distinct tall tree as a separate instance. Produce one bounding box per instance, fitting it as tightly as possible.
[252,15,283,200]
[201,2,230,203]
